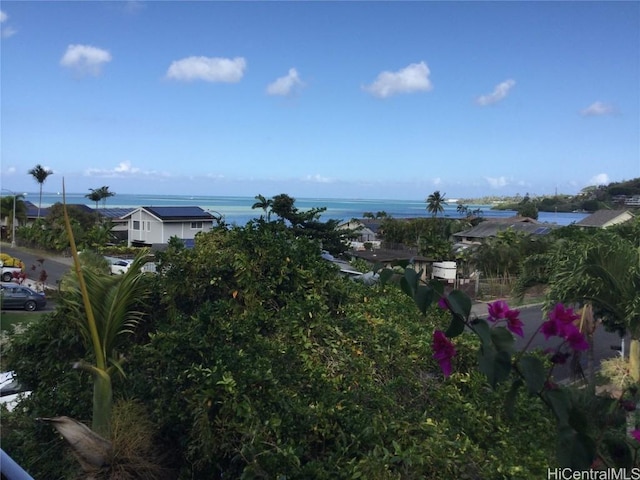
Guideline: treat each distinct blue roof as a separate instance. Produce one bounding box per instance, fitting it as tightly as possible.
[143,206,216,220]
[100,208,135,219]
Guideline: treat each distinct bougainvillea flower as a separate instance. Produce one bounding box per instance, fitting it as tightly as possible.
[487,300,509,322]
[505,308,524,337]
[437,297,448,310]
[541,319,560,340]
[565,325,589,351]
[541,303,589,351]
[432,330,456,377]
[549,303,579,325]
[631,430,640,442]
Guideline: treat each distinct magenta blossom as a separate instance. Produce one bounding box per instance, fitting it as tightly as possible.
[432,330,456,377]
[487,300,524,337]
[505,309,524,337]
[487,300,510,322]
[541,303,588,351]
[631,430,640,442]
[549,303,580,325]
[437,297,448,310]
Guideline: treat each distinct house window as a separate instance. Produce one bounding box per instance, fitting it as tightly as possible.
[147,221,151,231]
[133,220,140,230]
[191,221,203,229]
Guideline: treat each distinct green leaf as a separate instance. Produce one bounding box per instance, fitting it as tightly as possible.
[446,290,471,320]
[378,268,395,285]
[400,268,419,298]
[556,425,596,469]
[413,285,434,315]
[544,388,571,425]
[471,318,492,348]
[490,326,515,354]
[504,379,523,419]
[478,347,511,388]
[445,313,465,338]
[518,356,546,394]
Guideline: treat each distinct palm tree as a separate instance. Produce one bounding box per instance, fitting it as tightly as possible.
[85,188,102,210]
[61,184,151,439]
[96,186,115,209]
[28,164,54,218]
[426,190,446,218]
[252,194,273,221]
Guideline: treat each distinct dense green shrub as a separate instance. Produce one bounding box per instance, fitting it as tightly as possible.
[3,220,555,478]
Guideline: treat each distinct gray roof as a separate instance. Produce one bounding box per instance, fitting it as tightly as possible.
[454,217,557,239]
[574,209,633,228]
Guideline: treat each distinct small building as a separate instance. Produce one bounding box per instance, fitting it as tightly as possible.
[349,248,433,281]
[574,209,634,229]
[122,206,219,248]
[453,216,557,245]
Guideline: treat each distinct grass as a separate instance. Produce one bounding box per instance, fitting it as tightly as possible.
[1,311,44,332]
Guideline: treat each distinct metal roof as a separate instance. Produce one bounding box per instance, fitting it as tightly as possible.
[574,209,634,228]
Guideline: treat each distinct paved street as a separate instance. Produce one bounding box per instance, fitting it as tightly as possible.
[1,244,73,289]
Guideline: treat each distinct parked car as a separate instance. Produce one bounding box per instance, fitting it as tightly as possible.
[0,283,47,311]
[0,371,31,411]
[110,259,132,275]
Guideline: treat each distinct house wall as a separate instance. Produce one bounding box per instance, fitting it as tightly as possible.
[127,209,214,246]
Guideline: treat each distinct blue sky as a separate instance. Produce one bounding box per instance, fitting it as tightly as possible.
[1,1,638,200]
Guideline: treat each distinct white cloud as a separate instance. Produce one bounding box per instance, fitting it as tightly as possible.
[476,79,516,106]
[589,173,610,186]
[1,10,17,38]
[266,68,304,96]
[60,44,112,76]
[580,101,615,117]
[303,174,333,183]
[432,177,442,186]
[166,56,246,83]
[485,176,508,188]
[85,161,170,178]
[363,61,433,99]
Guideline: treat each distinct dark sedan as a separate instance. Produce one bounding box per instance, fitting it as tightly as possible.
[0,283,47,311]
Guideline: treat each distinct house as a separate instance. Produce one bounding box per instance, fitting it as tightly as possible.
[574,209,634,228]
[338,218,384,250]
[122,206,219,248]
[453,216,557,245]
[348,248,433,281]
[99,208,135,243]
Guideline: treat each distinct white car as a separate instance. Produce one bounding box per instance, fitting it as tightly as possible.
[110,259,132,275]
[0,371,30,411]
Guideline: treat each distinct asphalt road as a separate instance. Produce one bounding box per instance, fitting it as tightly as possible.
[1,245,73,289]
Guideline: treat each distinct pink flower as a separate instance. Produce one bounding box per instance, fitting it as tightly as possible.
[631,430,640,442]
[541,303,588,351]
[487,300,509,322]
[565,325,589,351]
[487,300,523,337]
[549,303,579,325]
[505,309,524,337]
[432,330,456,377]
[437,297,448,310]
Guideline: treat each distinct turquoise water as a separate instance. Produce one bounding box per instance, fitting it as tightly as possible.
[29,192,588,226]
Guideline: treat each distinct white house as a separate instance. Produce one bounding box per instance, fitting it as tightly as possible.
[122,206,219,247]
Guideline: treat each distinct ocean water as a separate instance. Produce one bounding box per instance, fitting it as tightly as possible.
[31,192,589,226]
